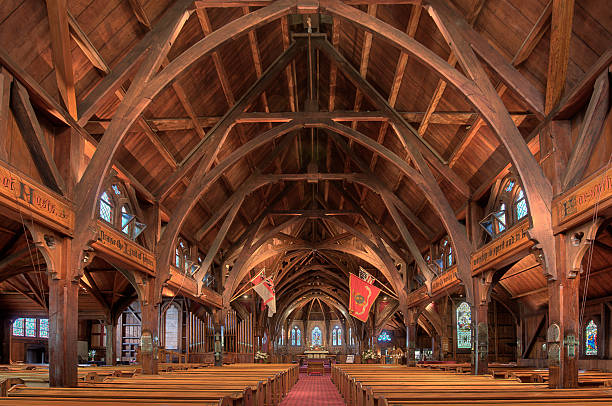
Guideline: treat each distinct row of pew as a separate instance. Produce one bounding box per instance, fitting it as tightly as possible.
[1,363,298,405]
[417,361,612,386]
[332,364,612,405]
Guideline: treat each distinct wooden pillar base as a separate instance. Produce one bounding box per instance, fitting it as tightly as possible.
[406,322,417,366]
[140,301,159,375]
[48,276,79,387]
[547,234,579,388]
[104,322,117,366]
[473,302,489,375]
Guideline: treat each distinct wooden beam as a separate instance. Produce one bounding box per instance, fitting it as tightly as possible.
[196,0,423,6]
[67,12,109,74]
[562,70,610,190]
[0,68,12,160]
[512,0,552,66]
[545,0,575,114]
[45,0,77,119]
[10,81,66,194]
[76,2,193,125]
[156,41,303,199]
[314,37,471,198]
[126,0,152,30]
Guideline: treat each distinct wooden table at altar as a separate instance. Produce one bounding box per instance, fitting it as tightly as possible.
[304,350,330,359]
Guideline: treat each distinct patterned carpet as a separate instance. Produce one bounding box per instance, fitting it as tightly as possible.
[280,373,345,405]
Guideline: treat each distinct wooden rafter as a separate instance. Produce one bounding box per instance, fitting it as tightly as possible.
[10,81,66,194]
[45,0,77,118]
[0,67,12,160]
[545,0,575,114]
[126,0,152,30]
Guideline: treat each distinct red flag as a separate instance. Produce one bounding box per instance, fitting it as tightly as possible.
[349,273,381,322]
[252,271,276,317]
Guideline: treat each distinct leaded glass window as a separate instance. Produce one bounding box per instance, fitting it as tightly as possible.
[586,320,598,355]
[378,331,392,342]
[497,203,506,232]
[99,192,113,222]
[332,326,341,346]
[515,189,528,220]
[25,318,37,337]
[13,318,24,336]
[39,319,49,338]
[456,302,472,349]
[311,327,322,346]
[291,326,301,346]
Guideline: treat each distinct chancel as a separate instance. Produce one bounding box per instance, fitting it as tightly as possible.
[0,0,610,405]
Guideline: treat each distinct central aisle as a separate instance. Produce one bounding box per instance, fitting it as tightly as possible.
[280,373,345,406]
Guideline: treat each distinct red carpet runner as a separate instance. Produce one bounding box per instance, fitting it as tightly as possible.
[280,373,345,405]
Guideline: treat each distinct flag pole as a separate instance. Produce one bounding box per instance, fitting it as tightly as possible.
[230,269,266,302]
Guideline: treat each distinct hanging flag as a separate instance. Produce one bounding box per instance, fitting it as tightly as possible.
[252,271,276,317]
[349,273,381,322]
[359,266,375,284]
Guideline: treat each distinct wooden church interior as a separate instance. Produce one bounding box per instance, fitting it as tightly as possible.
[0,0,610,404]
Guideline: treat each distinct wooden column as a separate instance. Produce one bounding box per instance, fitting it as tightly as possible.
[104,322,117,366]
[47,236,78,387]
[140,300,160,374]
[213,309,223,366]
[0,318,11,364]
[405,309,418,366]
[432,333,441,361]
[473,272,493,375]
[547,233,579,388]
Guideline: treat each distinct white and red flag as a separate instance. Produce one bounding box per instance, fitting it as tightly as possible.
[252,270,276,317]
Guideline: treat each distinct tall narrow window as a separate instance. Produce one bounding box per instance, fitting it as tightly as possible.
[99,192,113,222]
[456,302,472,349]
[332,326,342,346]
[586,320,598,355]
[291,326,301,346]
[25,318,37,337]
[311,327,322,346]
[349,328,353,346]
[515,189,528,220]
[39,319,49,338]
[497,203,506,232]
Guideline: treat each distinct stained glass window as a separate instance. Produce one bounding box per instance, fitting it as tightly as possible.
[39,319,49,338]
[99,192,112,222]
[25,318,37,337]
[13,318,24,336]
[291,326,301,346]
[504,180,515,192]
[332,326,341,346]
[175,248,181,268]
[447,245,453,268]
[586,320,598,355]
[456,302,472,349]
[312,327,322,346]
[516,189,528,220]
[378,331,392,342]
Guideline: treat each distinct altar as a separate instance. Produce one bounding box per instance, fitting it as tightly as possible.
[304,350,329,359]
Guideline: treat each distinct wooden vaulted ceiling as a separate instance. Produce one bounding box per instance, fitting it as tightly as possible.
[1,0,611,316]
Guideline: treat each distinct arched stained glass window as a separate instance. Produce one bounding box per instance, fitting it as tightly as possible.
[515,189,528,220]
[332,326,342,346]
[312,327,322,346]
[456,302,472,349]
[586,320,598,355]
[99,192,113,222]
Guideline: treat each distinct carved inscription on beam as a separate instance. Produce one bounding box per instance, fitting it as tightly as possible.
[92,221,156,275]
[0,161,73,234]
